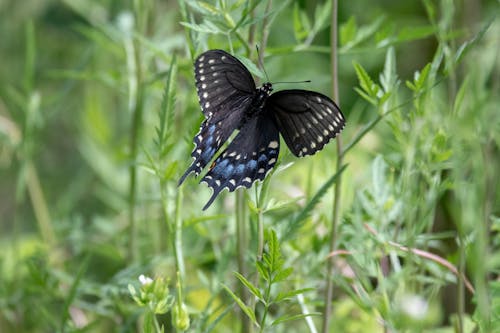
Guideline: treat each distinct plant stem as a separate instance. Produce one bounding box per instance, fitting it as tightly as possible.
[26,162,56,246]
[322,0,342,332]
[258,0,273,67]
[235,190,251,332]
[127,38,143,262]
[174,185,185,278]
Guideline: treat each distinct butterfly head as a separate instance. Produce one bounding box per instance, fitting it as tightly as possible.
[260,82,273,96]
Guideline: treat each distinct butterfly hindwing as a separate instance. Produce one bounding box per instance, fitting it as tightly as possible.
[200,113,280,210]
[267,90,345,157]
[195,49,256,122]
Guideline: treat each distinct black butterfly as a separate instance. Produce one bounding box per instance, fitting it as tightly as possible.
[179,49,345,210]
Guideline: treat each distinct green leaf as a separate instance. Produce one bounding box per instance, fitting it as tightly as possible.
[275,288,315,303]
[266,229,282,272]
[179,21,223,34]
[453,75,470,115]
[256,260,270,281]
[396,25,435,42]
[234,271,263,300]
[272,267,293,283]
[341,16,385,51]
[353,61,380,100]
[143,311,154,333]
[197,1,220,15]
[406,63,431,92]
[221,284,258,324]
[292,3,308,42]
[234,54,265,79]
[311,0,332,36]
[354,87,378,106]
[379,47,397,93]
[372,155,388,203]
[271,313,321,326]
[340,16,357,46]
[156,55,177,158]
[454,18,493,64]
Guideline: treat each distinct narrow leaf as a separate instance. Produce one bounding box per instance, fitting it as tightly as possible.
[275,288,315,303]
[221,284,258,324]
[234,271,263,300]
[271,313,321,326]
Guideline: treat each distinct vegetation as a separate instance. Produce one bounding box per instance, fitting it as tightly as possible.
[0,0,498,332]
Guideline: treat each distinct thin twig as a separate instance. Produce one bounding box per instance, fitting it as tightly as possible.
[321,0,341,332]
[362,223,475,294]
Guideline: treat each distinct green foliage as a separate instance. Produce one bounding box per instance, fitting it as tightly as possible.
[226,230,317,331]
[0,0,498,332]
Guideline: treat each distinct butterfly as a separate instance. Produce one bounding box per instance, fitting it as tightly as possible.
[178,49,345,210]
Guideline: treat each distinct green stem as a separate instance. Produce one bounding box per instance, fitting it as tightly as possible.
[259,278,273,333]
[177,0,195,56]
[258,0,273,67]
[174,187,185,279]
[125,32,143,260]
[26,162,56,247]
[322,0,341,332]
[235,190,251,332]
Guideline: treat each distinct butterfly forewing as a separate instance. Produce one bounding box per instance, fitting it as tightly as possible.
[267,90,345,157]
[200,114,280,210]
[179,50,257,185]
[195,49,256,122]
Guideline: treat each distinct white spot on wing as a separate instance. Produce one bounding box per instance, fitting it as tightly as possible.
[268,141,278,149]
[243,177,252,183]
[203,92,208,99]
[200,75,205,81]
[311,142,316,149]
[199,56,205,62]
[201,83,207,89]
[205,101,210,108]
[229,179,236,186]
[258,168,265,173]
[208,59,215,64]
[268,158,276,165]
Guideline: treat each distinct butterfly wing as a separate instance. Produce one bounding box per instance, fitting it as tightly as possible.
[200,113,280,210]
[195,49,256,121]
[179,50,257,185]
[267,90,345,157]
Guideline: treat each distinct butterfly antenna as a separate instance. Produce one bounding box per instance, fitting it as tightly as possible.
[256,45,271,83]
[272,80,311,85]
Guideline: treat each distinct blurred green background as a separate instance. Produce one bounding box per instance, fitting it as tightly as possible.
[0,0,498,332]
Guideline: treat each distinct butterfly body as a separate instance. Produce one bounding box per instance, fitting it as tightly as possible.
[179,50,345,210]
